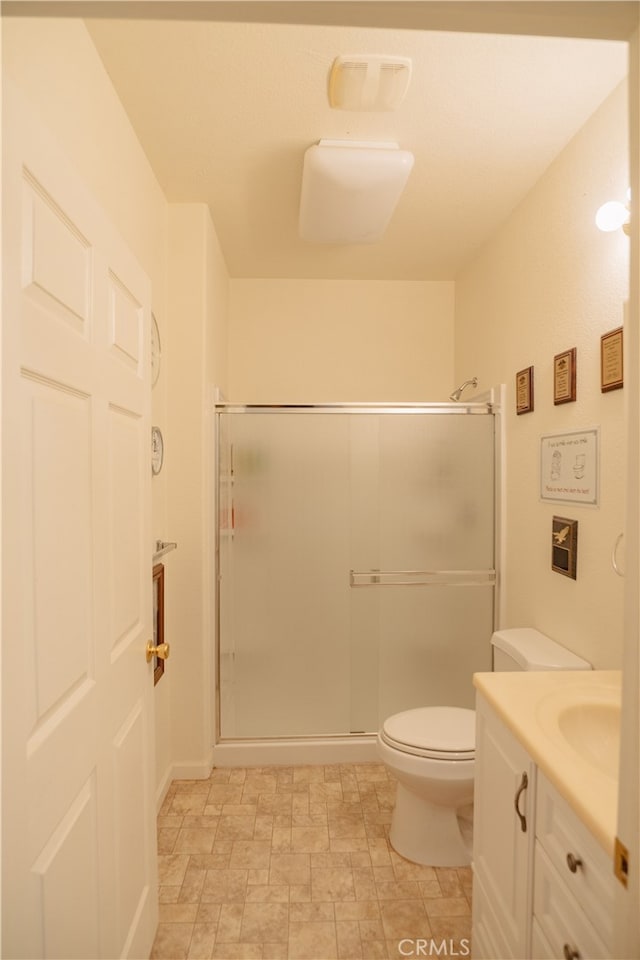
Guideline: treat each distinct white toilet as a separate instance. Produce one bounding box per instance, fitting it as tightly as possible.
[376,627,591,867]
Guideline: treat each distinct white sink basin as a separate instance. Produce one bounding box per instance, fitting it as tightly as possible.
[536,681,621,781]
[556,700,621,780]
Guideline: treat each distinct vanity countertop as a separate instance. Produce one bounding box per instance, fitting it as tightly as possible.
[473,669,622,854]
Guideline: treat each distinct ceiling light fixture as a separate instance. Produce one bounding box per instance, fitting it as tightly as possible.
[595,188,631,235]
[328,55,412,112]
[298,140,414,244]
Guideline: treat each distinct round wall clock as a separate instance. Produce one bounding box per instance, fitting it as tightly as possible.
[151,313,161,388]
[151,425,164,475]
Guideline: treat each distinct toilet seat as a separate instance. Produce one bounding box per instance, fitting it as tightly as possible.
[380,706,475,760]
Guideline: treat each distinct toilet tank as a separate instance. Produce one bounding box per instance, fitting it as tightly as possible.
[491,627,591,672]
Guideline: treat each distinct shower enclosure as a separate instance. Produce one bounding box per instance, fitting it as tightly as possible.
[215,401,498,751]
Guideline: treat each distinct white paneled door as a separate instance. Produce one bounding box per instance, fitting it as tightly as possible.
[2,83,158,959]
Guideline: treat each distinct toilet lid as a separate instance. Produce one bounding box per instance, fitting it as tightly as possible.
[381,707,475,760]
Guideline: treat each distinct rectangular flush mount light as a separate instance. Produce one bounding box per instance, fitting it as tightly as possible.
[298,140,414,244]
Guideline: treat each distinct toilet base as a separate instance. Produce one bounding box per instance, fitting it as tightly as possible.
[389,782,472,867]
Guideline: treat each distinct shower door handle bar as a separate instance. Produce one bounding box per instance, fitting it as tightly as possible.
[349,569,496,587]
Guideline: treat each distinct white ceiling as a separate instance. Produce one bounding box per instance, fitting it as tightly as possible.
[86,17,627,280]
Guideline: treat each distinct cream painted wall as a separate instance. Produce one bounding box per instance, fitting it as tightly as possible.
[455,82,629,669]
[166,204,229,779]
[228,280,455,402]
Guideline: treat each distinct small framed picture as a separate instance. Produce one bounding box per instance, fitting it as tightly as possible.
[554,348,576,405]
[153,563,165,686]
[551,516,578,579]
[601,326,623,393]
[516,366,534,415]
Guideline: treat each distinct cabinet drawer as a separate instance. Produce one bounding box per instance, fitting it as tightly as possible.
[535,772,613,944]
[534,843,610,958]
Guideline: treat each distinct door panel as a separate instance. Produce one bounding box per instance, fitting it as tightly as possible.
[32,775,101,960]
[26,378,94,722]
[2,82,157,959]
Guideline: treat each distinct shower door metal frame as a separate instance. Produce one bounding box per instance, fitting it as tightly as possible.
[214,398,502,745]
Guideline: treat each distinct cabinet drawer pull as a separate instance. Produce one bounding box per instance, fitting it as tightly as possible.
[563,944,580,960]
[566,852,583,873]
[514,771,528,832]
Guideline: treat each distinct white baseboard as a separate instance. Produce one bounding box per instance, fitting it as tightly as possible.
[155,750,215,812]
[155,766,174,813]
[211,736,378,768]
[155,740,379,804]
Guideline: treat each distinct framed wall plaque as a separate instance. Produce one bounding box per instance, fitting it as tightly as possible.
[601,326,623,393]
[516,366,534,415]
[554,348,576,405]
[551,516,578,579]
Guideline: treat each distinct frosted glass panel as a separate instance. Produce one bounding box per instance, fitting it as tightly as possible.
[219,414,352,737]
[349,414,495,731]
[218,408,495,739]
[377,414,494,570]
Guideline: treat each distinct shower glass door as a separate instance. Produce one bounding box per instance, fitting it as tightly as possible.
[217,405,495,739]
[348,413,495,732]
[218,412,353,738]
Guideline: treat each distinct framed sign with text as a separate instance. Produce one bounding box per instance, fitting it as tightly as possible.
[553,348,576,405]
[516,366,534,415]
[601,327,623,393]
[540,428,598,506]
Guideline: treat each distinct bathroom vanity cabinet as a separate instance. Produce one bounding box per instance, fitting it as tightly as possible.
[472,694,615,959]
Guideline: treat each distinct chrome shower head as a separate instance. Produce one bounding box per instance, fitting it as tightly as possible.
[449,377,478,402]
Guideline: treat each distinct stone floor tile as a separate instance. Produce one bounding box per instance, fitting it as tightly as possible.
[291,825,330,852]
[290,901,335,923]
[200,868,248,903]
[269,852,311,886]
[211,944,262,959]
[336,919,362,959]
[159,902,199,923]
[239,901,289,942]
[207,783,245,804]
[158,829,179,854]
[187,922,218,960]
[155,763,473,960]
[174,829,216,855]
[215,902,245,942]
[288,920,338,960]
[424,896,471,918]
[158,853,190,886]
[149,922,194,959]
[229,839,272,870]
[217,816,257,841]
[379,900,431,940]
[178,866,207,904]
[263,942,288,960]
[245,883,290,903]
[333,901,380,923]
[311,867,356,902]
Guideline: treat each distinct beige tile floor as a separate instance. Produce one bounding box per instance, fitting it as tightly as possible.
[151,763,472,960]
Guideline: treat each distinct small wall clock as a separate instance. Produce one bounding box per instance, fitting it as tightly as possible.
[151,425,164,475]
[151,313,161,388]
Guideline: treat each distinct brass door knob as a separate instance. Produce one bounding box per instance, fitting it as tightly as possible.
[566,852,583,873]
[146,641,170,663]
